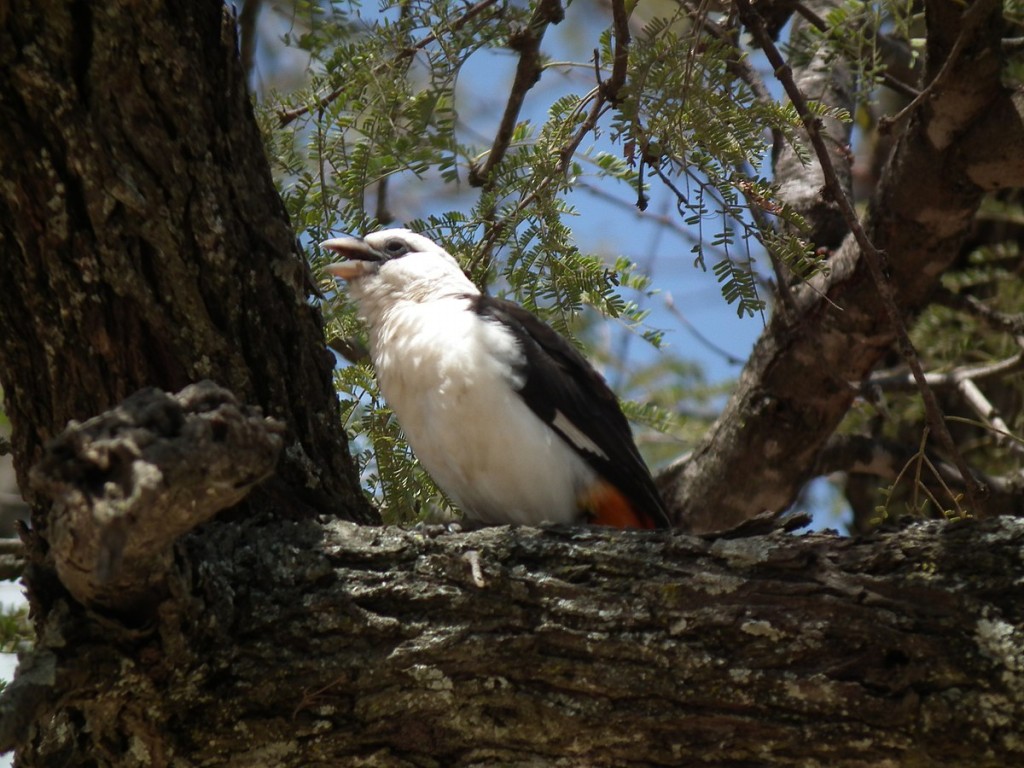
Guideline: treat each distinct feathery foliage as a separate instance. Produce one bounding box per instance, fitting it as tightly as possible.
[256,0,1022,527]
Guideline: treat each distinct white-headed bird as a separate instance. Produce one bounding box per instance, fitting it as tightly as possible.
[323,229,670,529]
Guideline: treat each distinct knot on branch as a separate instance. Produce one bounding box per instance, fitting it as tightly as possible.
[30,381,284,610]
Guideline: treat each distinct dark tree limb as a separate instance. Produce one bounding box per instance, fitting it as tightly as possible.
[745,0,989,515]
[28,382,283,610]
[4,510,1023,765]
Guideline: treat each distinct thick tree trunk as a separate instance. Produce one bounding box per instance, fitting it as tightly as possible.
[0,0,372,525]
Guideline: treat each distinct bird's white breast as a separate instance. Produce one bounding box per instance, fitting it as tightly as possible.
[363,294,595,525]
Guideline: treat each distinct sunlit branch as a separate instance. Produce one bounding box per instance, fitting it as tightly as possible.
[736,0,989,514]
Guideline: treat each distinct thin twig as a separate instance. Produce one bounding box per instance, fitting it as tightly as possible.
[671,4,801,313]
[277,0,502,126]
[469,0,567,275]
[873,353,1024,456]
[472,0,632,273]
[736,0,988,513]
[317,109,331,225]
[786,0,921,100]
[878,20,972,134]
[921,453,965,515]
[575,179,702,246]
[818,434,1024,516]
[611,197,669,392]
[664,293,746,367]
[869,352,1024,390]
[469,0,565,187]
[1004,37,1024,55]
[932,286,1024,336]
[956,378,1024,458]
[557,0,632,171]
[649,162,782,314]
[370,1,415,227]
[680,0,774,105]
[947,416,1024,450]
[742,177,799,316]
[911,428,930,514]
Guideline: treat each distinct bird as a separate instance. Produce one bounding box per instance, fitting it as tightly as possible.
[322,228,671,530]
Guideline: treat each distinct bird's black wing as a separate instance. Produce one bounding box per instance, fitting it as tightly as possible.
[470,294,670,528]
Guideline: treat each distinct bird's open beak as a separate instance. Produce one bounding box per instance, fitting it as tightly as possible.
[321,237,382,280]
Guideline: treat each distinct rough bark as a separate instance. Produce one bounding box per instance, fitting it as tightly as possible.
[5,396,1023,764]
[661,0,1020,532]
[0,1,374,753]
[0,0,373,525]
[771,0,855,251]
[962,88,1024,190]
[29,382,283,610]
[4,404,1024,765]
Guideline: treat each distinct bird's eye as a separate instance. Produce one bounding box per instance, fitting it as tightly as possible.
[383,239,408,256]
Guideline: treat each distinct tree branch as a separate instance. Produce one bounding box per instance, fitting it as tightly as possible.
[868,352,1024,458]
[767,0,856,252]
[661,0,1008,531]
[28,382,283,610]
[470,0,633,272]
[932,285,1024,336]
[737,0,989,514]
[6,513,1024,764]
[277,0,503,126]
[788,0,921,100]
[869,352,1024,390]
[468,0,564,187]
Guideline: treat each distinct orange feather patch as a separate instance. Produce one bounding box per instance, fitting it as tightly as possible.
[578,480,658,529]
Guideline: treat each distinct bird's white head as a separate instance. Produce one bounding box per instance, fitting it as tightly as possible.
[321,229,476,307]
